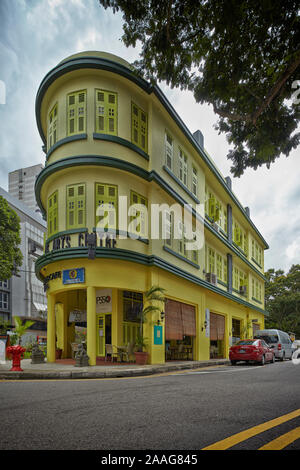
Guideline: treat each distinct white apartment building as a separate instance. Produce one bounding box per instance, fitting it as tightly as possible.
[0,187,47,325]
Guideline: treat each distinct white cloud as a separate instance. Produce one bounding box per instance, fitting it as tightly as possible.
[286,240,300,262]
[76,29,102,52]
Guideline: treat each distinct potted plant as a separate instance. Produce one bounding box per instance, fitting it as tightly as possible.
[134,333,149,365]
[135,285,166,365]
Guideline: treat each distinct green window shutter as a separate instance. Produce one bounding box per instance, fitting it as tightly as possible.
[223,258,227,283]
[48,103,58,150]
[67,185,76,229]
[130,190,148,237]
[67,91,86,135]
[192,166,197,196]
[67,184,86,229]
[216,254,222,279]
[95,183,118,229]
[47,191,58,237]
[76,184,86,227]
[96,90,117,135]
[131,103,148,152]
[209,247,215,273]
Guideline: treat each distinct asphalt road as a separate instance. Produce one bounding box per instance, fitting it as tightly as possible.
[0,360,299,451]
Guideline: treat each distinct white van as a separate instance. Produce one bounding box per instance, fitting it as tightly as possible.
[254,329,293,360]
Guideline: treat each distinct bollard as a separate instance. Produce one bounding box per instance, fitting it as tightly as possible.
[7,345,26,371]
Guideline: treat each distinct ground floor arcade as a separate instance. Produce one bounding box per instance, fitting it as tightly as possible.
[43,258,265,365]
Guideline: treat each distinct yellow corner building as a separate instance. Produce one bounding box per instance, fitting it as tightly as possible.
[35,51,268,365]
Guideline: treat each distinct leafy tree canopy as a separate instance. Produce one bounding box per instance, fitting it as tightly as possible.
[0,196,23,281]
[265,264,300,337]
[99,0,300,176]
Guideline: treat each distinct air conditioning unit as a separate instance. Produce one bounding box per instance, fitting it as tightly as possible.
[206,272,218,286]
[239,285,247,295]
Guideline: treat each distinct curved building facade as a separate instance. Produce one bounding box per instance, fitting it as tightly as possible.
[35,51,268,365]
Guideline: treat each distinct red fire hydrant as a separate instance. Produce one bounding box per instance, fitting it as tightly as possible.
[7,345,26,371]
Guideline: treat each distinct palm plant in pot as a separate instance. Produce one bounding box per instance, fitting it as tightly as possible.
[135,285,166,365]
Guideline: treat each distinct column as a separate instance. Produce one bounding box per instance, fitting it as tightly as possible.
[227,203,232,243]
[87,286,96,366]
[227,253,233,294]
[47,292,56,363]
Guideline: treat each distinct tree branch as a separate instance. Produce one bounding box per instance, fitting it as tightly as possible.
[252,50,300,124]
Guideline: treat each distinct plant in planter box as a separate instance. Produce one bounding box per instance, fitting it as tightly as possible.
[135,286,166,363]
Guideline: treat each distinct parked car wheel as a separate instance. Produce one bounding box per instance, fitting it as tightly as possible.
[231,360,237,366]
[280,352,285,361]
[272,354,275,363]
[260,355,265,366]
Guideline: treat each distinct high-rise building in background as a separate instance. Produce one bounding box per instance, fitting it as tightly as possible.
[8,164,44,214]
[0,187,47,342]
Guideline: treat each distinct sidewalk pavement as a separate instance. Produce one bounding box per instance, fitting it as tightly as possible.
[0,358,230,380]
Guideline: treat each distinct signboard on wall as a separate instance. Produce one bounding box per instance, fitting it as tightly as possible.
[63,268,85,285]
[205,308,210,338]
[154,325,163,345]
[96,289,112,313]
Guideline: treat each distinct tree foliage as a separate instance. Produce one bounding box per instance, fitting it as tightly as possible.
[265,265,300,337]
[99,0,300,176]
[0,196,23,281]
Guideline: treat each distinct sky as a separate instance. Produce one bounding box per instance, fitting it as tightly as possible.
[0,0,299,273]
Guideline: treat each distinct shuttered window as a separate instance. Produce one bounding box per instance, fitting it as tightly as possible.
[192,166,198,197]
[95,183,118,230]
[131,103,148,152]
[47,191,58,237]
[179,149,188,186]
[165,299,196,340]
[165,132,173,170]
[67,90,86,135]
[48,103,58,150]
[95,90,117,135]
[66,184,86,229]
[130,191,148,238]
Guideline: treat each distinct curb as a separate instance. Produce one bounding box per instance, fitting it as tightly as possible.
[0,360,230,380]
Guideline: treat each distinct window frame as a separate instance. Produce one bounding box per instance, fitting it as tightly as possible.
[48,102,58,150]
[95,182,118,230]
[95,89,118,135]
[67,90,87,136]
[165,131,173,171]
[66,183,86,230]
[130,190,148,238]
[47,190,58,237]
[131,102,148,152]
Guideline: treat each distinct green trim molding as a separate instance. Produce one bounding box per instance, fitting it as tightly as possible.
[46,134,87,160]
[35,53,268,249]
[93,133,149,161]
[35,246,266,316]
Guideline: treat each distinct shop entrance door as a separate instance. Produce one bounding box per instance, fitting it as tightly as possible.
[210,313,225,358]
[97,314,112,357]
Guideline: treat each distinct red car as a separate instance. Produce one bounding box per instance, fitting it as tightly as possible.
[229,339,275,365]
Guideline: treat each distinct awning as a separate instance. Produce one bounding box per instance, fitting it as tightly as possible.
[33,302,47,312]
